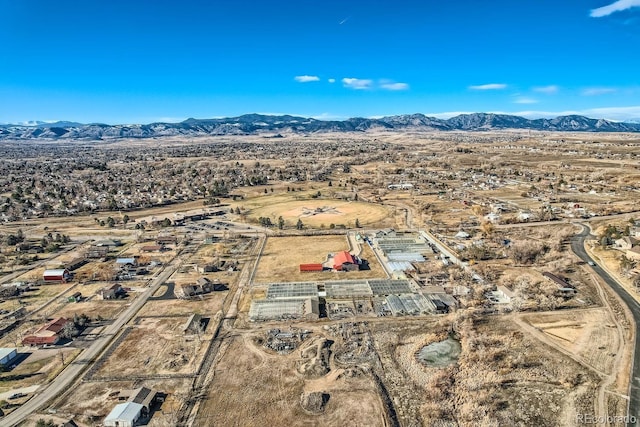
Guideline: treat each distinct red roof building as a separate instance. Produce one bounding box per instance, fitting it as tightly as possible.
[300,264,324,272]
[43,269,71,283]
[22,317,70,346]
[333,251,359,271]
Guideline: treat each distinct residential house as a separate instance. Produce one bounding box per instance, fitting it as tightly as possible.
[180,278,218,297]
[99,284,124,300]
[615,236,639,251]
[333,251,359,271]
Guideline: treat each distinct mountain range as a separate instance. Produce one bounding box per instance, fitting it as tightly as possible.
[1,113,639,140]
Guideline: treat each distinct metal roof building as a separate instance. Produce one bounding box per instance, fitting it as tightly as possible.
[249,297,319,321]
[387,253,425,262]
[385,294,436,316]
[368,279,414,296]
[387,261,416,272]
[325,280,372,299]
[266,282,319,299]
[104,402,144,427]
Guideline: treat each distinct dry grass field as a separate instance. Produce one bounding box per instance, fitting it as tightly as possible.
[195,332,386,427]
[242,195,393,229]
[91,317,210,379]
[253,235,386,283]
[367,317,601,426]
[137,293,227,317]
[522,308,621,375]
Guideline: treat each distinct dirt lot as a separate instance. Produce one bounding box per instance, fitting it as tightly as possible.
[91,317,209,379]
[137,293,226,317]
[253,235,386,283]
[521,308,620,377]
[195,331,386,427]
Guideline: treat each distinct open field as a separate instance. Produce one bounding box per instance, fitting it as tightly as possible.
[253,235,386,283]
[242,196,393,229]
[137,293,227,317]
[194,331,386,427]
[91,317,210,379]
[522,308,621,376]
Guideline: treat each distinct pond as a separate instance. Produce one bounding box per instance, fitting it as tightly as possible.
[417,336,461,367]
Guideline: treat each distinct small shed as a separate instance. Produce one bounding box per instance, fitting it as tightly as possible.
[68,292,82,303]
[141,245,163,253]
[104,402,144,427]
[182,314,204,334]
[116,258,137,267]
[300,264,324,272]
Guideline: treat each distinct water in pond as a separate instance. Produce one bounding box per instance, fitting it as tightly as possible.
[417,337,461,367]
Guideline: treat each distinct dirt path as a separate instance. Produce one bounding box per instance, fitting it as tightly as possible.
[587,270,628,420]
[514,269,629,421]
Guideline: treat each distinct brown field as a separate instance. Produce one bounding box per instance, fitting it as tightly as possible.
[253,235,386,283]
[244,196,393,229]
[92,317,210,379]
[195,332,386,427]
[521,308,621,375]
[52,299,128,321]
[138,293,227,317]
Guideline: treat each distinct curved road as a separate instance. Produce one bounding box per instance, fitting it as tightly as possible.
[571,225,640,424]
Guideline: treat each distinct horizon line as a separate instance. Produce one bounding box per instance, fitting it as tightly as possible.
[3,109,640,126]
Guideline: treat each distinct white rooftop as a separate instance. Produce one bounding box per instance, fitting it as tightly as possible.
[0,348,17,360]
[104,402,143,423]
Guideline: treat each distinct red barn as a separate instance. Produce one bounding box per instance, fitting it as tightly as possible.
[43,269,71,283]
[300,264,324,272]
[333,251,359,271]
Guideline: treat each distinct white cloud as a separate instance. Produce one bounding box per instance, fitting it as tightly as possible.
[380,81,409,91]
[342,77,373,90]
[590,0,640,17]
[294,75,320,83]
[328,78,336,83]
[581,87,617,96]
[469,83,507,90]
[513,97,538,104]
[533,85,559,94]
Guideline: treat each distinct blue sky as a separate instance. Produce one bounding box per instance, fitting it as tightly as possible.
[1,0,640,124]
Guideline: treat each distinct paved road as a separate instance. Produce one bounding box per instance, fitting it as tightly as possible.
[1,256,181,426]
[571,225,640,425]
